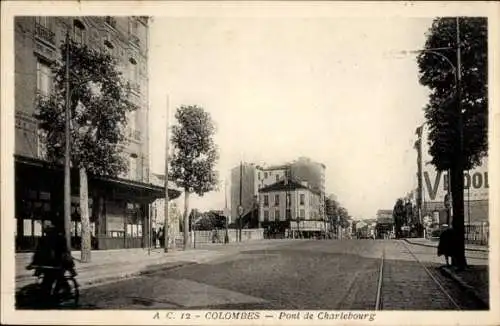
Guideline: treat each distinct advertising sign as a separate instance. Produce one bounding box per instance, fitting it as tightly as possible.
[420,124,489,203]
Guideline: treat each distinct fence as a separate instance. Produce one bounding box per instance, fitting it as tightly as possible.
[161,229,265,248]
[465,223,489,245]
[425,223,489,246]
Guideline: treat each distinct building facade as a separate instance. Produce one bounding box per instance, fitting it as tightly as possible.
[14,16,180,251]
[230,157,326,224]
[258,179,322,237]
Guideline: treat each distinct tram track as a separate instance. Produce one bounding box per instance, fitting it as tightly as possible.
[375,240,462,310]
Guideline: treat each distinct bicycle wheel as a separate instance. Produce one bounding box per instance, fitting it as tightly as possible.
[52,277,79,308]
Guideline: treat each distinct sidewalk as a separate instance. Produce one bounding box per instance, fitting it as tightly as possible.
[404,237,489,252]
[15,239,295,291]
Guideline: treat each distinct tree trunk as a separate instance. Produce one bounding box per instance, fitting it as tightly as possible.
[79,167,91,263]
[450,165,467,268]
[183,190,190,250]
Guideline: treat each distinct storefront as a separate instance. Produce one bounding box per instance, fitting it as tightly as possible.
[14,155,181,252]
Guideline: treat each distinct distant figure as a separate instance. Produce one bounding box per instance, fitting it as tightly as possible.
[437,225,457,266]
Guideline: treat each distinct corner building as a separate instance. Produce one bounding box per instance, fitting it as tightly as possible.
[14,16,180,251]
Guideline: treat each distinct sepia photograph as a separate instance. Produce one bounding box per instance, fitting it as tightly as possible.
[1,1,499,325]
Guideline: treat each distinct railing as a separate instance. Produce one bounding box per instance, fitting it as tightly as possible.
[35,23,55,44]
[465,224,489,246]
[130,81,140,94]
[129,34,140,47]
[105,16,117,28]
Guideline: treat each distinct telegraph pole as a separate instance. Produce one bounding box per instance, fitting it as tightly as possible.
[63,30,72,250]
[238,161,243,242]
[163,95,170,253]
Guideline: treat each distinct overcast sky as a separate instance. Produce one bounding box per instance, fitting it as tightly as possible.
[148,16,434,219]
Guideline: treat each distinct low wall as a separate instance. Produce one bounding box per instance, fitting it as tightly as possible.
[163,229,265,248]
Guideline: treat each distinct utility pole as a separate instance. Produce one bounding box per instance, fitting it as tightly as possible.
[224,179,229,243]
[238,161,243,242]
[63,30,72,250]
[163,95,170,253]
[452,16,466,267]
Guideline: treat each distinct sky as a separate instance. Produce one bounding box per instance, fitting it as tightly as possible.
[148,16,435,219]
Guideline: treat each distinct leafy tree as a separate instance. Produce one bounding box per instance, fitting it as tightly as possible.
[170,105,219,249]
[393,199,405,239]
[416,17,487,268]
[35,38,136,262]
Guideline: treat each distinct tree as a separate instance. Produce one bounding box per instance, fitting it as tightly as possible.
[170,105,219,250]
[393,199,405,239]
[35,38,136,263]
[416,18,487,268]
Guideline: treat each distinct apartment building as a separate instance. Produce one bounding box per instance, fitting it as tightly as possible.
[14,16,180,251]
[230,157,326,224]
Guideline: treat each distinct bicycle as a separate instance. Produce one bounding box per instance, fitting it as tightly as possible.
[17,265,79,309]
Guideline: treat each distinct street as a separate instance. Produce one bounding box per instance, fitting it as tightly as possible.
[74,239,487,310]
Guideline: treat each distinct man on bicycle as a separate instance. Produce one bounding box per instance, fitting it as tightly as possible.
[26,220,77,299]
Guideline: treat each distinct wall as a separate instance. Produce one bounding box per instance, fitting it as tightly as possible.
[230,163,258,220]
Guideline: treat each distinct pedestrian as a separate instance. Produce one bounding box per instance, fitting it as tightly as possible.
[437,225,457,266]
[158,227,164,248]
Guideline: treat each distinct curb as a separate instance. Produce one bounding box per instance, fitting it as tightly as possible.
[403,239,488,253]
[439,266,489,308]
[16,260,196,294]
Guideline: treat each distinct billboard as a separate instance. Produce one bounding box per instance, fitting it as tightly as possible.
[420,124,489,203]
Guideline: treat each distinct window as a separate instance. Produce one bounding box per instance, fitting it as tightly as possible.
[36,60,52,96]
[275,209,280,220]
[263,195,269,207]
[263,210,269,221]
[130,18,139,35]
[274,194,280,206]
[35,16,50,28]
[73,20,85,44]
[127,110,137,131]
[300,194,305,205]
[286,209,291,219]
[37,128,47,159]
[129,155,137,180]
[300,209,306,219]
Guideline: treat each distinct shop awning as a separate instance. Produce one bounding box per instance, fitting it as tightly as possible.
[14,154,181,202]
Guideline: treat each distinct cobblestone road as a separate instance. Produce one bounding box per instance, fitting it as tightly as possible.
[19,239,488,310]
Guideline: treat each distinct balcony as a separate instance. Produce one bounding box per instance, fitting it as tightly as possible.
[105,16,117,29]
[129,34,140,47]
[35,23,55,45]
[130,81,140,94]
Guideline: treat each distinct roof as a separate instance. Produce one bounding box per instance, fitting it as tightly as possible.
[258,179,320,195]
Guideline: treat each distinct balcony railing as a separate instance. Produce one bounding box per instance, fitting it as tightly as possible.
[129,34,140,47]
[105,16,117,28]
[130,81,140,94]
[35,23,55,44]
